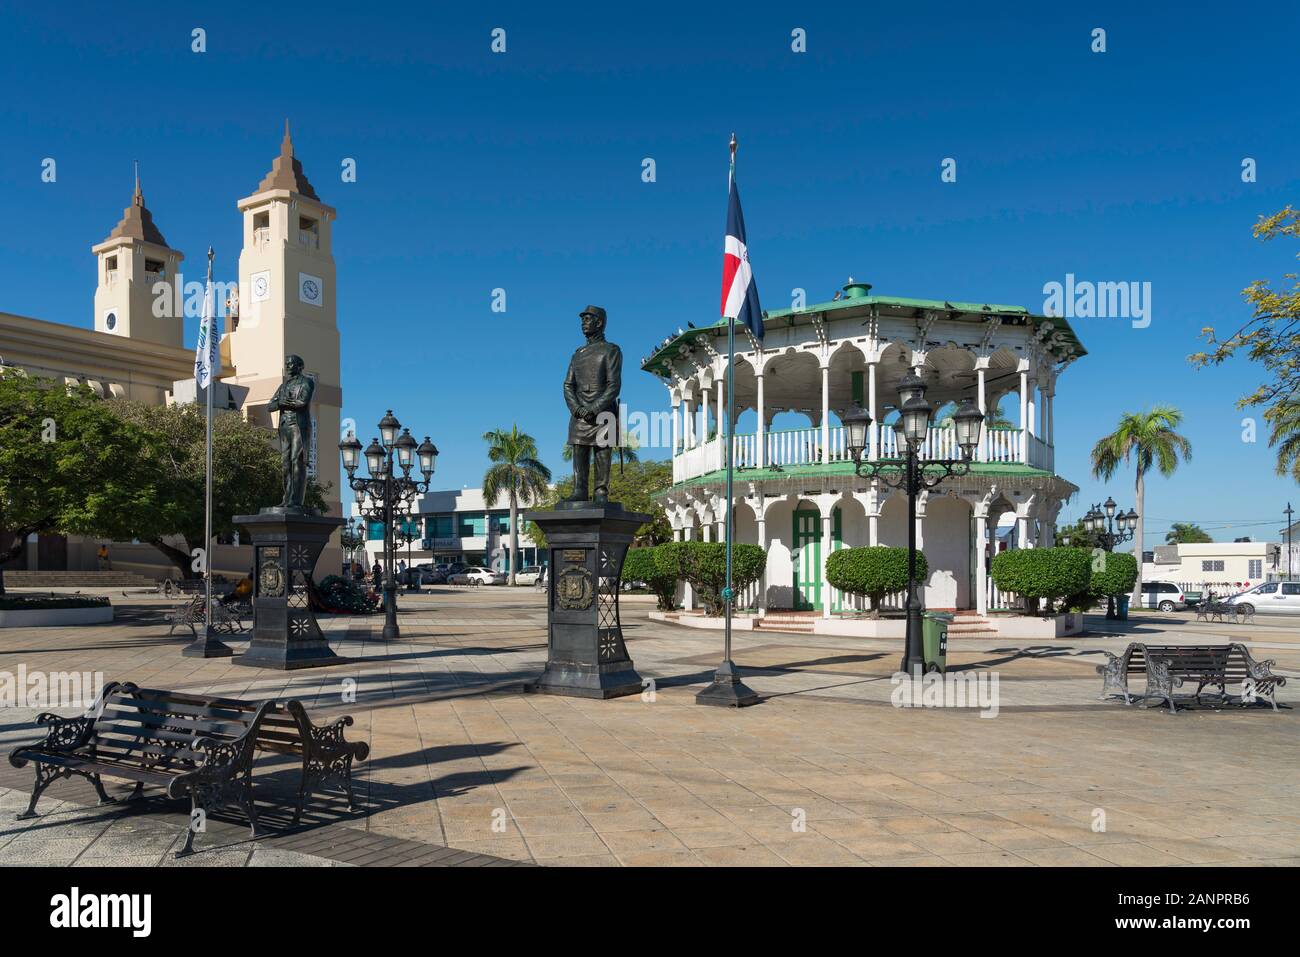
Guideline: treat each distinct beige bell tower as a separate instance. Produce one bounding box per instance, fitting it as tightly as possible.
[226,123,344,562]
[91,171,184,345]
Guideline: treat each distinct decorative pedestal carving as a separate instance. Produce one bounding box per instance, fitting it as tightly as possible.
[232,511,346,670]
[523,504,649,699]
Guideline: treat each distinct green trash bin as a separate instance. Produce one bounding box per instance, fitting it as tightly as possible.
[921,612,953,673]
[1117,595,1130,619]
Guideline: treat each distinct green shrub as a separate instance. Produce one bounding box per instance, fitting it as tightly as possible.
[313,575,379,614]
[0,595,110,611]
[666,541,765,616]
[1090,550,1137,598]
[622,547,677,610]
[989,547,1092,615]
[825,547,928,618]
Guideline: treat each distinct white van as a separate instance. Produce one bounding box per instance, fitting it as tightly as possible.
[1224,581,1300,615]
[1138,581,1187,612]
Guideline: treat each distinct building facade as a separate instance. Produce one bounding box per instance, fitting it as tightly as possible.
[351,487,547,572]
[1142,540,1282,594]
[643,279,1085,616]
[0,126,343,578]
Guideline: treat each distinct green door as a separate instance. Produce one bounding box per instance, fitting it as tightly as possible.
[793,507,821,610]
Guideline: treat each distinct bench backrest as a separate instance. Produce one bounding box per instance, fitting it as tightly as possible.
[91,684,272,768]
[1124,644,1232,675]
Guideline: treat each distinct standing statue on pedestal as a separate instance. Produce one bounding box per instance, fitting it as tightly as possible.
[267,354,315,512]
[564,305,621,504]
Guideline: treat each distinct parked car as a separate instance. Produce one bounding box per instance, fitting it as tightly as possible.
[515,566,544,586]
[447,567,506,586]
[1137,581,1187,612]
[409,565,445,585]
[1223,581,1300,615]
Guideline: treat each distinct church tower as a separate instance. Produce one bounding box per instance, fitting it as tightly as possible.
[91,172,184,345]
[226,123,343,549]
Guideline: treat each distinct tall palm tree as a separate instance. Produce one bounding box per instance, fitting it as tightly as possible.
[1264,399,1300,482]
[482,425,552,586]
[1091,406,1192,607]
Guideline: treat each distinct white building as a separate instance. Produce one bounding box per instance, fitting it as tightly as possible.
[350,487,546,572]
[643,279,1086,617]
[1142,540,1282,594]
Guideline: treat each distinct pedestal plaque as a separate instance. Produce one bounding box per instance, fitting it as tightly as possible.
[524,504,650,699]
[232,510,346,670]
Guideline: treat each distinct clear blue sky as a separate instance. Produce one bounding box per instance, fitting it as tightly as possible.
[2,2,1297,547]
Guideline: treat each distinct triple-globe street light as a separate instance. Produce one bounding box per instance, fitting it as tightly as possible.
[1061,498,1137,618]
[339,411,438,639]
[840,374,984,675]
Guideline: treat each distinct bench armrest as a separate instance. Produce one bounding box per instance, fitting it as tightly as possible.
[7,713,97,768]
[166,702,275,798]
[287,701,369,762]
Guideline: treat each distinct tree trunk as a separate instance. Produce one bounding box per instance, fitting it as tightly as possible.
[151,538,197,580]
[0,526,41,596]
[1130,465,1145,609]
[508,488,518,586]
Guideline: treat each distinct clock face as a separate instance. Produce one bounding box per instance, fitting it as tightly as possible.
[298,272,323,306]
[251,270,271,303]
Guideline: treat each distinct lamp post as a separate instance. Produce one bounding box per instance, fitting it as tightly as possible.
[1285,503,1294,582]
[393,513,420,592]
[339,412,437,639]
[339,517,364,576]
[1075,498,1138,618]
[841,374,984,674]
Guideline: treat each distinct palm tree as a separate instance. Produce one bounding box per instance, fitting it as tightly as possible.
[1165,522,1212,544]
[1091,407,1192,607]
[1264,399,1300,482]
[482,425,552,586]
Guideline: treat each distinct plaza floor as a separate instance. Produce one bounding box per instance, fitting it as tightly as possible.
[1,589,1297,867]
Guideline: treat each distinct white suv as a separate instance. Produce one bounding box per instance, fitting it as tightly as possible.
[1224,581,1300,615]
[1138,581,1187,612]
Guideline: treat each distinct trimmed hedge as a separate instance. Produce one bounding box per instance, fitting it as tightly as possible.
[1090,550,1137,598]
[990,546,1092,615]
[653,541,765,616]
[0,595,110,611]
[622,547,677,610]
[825,547,928,618]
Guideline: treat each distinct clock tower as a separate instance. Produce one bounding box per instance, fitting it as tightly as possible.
[226,123,343,565]
[91,172,184,345]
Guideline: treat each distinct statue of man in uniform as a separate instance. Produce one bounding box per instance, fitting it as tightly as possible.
[267,354,315,511]
[563,305,621,504]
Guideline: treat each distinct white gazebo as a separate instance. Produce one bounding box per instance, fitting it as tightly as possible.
[642,279,1084,623]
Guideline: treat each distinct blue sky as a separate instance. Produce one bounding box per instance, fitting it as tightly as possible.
[2,2,1298,546]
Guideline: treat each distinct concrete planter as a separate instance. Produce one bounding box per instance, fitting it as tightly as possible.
[989,612,1082,638]
[0,605,114,628]
[650,610,907,638]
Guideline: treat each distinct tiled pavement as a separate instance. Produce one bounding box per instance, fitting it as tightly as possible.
[1,590,1298,867]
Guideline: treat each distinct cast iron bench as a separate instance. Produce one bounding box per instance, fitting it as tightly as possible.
[8,682,368,855]
[167,594,246,637]
[1097,642,1286,713]
[1195,600,1252,624]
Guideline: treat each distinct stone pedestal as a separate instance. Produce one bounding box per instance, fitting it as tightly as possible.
[232,510,346,670]
[523,503,649,699]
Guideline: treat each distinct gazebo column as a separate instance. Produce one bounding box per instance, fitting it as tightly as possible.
[976,364,987,462]
[867,360,878,460]
[821,511,833,620]
[701,389,710,446]
[820,364,830,464]
[975,509,989,615]
[1018,369,1029,464]
[755,373,766,469]
[756,511,768,616]
[682,524,695,610]
[683,396,694,447]
[671,399,681,455]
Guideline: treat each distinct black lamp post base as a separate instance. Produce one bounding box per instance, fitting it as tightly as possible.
[695,661,760,708]
[524,664,644,699]
[180,628,235,659]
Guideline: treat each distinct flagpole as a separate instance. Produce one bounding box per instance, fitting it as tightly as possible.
[697,133,758,708]
[183,247,233,658]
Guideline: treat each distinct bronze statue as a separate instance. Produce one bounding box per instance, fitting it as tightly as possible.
[267,354,315,511]
[563,305,621,503]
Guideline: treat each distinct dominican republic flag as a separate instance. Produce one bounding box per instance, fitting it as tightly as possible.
[720,160,763,341]
[194,265,221,390]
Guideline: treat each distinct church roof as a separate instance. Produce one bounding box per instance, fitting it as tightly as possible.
[106,173,171,247]
[255,120,319,200]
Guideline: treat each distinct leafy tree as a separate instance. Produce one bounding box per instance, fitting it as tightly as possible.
[1165,522,1212,544]
[111,400,328,578]
[825,546,929,618]
[1091,551,1138,600]
[1191,206,1300,480]
[1055,519,1101,550]
[989,547,1091,615]
[0,372,156,593]
[481,424,552,585]
[1091,407,1191,608]
[528,458,673,548]
[621,546,677,610]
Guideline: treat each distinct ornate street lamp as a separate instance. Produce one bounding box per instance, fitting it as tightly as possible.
[843,377,984,674]
[1071,498,1137,618]
[340,410,437,639]
[339,517,365,574]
